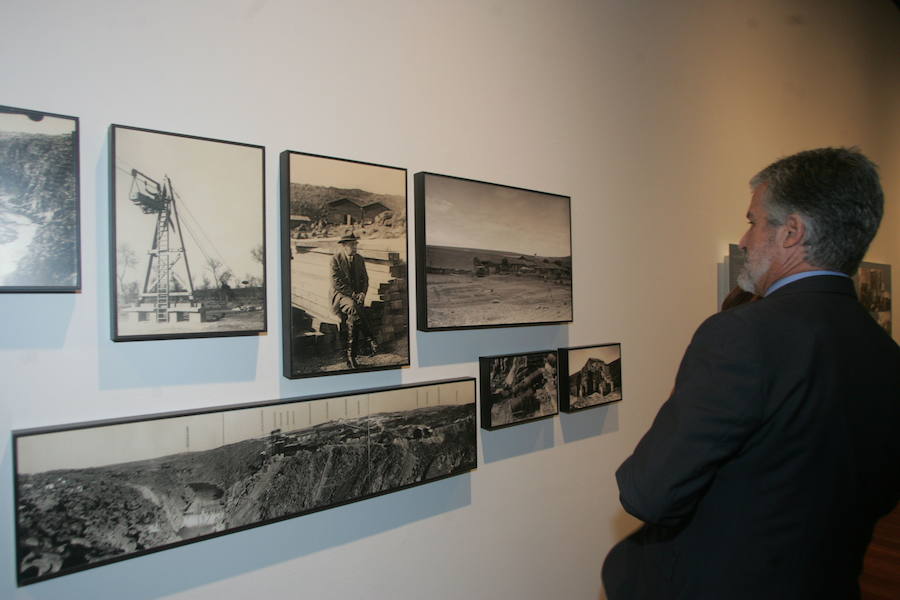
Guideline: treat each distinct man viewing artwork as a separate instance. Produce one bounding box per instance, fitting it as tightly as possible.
[603,147,899,600]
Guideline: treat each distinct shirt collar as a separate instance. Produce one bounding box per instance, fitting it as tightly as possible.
[765,270,850,296]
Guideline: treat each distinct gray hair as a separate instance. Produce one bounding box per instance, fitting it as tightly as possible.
[749,147,884,275]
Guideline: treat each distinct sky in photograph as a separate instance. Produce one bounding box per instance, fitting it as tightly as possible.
[0,111,75,135]
[568,345,621,375]
[424,174,571,257]
[16,381,475,474]
[289,153,405,202]
[113,127,264,292]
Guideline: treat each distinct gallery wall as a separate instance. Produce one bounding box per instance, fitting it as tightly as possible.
[1,1,898,598]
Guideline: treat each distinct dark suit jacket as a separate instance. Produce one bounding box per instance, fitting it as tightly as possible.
[330,252,368,309]
[604,275,900,600]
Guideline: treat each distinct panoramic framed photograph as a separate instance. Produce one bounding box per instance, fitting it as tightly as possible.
[558,343,623,412]
[281,151,409,378]
[0,105,80,292]
[414,172,573,331]
[109,125,266,341]
[854,261,891,334]
[479,349,558,430]
[13,378,476,586]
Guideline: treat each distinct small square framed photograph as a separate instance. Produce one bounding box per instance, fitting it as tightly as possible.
[415,172,573,331]
[479,349,559,430]
[558,343,623,412]
[0,105,80,292]
[109,125,266,341]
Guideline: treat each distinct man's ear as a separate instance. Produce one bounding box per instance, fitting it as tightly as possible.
[782,214,806,248]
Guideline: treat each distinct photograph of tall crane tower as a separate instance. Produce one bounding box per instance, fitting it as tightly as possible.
[110,125,266,341]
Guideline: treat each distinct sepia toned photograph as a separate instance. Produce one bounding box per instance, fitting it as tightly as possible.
[558,343,623,412]
[13,378,476,586]
[0,106,80,292]
[415,172,573,331]
[480,350,558,430]
[854,261,891,334]
[281,151,408,378]
[110,125,265,341]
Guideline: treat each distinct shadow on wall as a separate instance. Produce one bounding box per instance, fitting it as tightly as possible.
[560,402,620,443]
[96,334,262,389]
[416,324,569,367]
[0,294,75,349]
[2,440,473,600]
[480,381,621,463]
[481,417,555,462]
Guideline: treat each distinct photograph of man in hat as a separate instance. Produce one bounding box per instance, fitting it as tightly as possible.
[331,232,378,368]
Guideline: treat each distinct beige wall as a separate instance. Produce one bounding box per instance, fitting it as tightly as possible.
[1,1,897,599]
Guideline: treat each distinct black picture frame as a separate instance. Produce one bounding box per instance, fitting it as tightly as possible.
[13,378,477,586]
[0,105,81,292]
[109,125,266,341]
[281,150,410,378]
[479,349,559,430]
[558,343,623,412]
[854,261,892,334]
[414,172,573,331]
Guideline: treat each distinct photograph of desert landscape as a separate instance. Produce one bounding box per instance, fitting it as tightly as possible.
[111,126,265,340]
[480,351,558,429]
[0,107,79,290]
[415,172,572,330]
[14,379,476,585]
[282,152,408,377]
[560,343,622,412]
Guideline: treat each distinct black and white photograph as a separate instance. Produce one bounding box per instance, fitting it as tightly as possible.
[281,151,409,378]
[0,106,80,292]
[110,125,265,341]
[854,261,891,334]
[558,343,623,412]
[13,378,476,586]
[415,172,572,331]
[480,350,559,430]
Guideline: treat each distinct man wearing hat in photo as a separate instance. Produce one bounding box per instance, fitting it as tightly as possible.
[331,232,378,369]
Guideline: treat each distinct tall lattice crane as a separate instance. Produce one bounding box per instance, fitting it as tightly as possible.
[128,169,197,322]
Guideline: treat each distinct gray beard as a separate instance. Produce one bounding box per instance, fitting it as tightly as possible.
[736,253,772,294]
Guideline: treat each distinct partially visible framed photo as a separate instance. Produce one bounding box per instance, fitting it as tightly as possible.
[13,378,476,586]
[110,125,266,341]
[281,151,409,378]
[558,343,622,412]
[727,243,745,291]
[0,105,80,292]
[415,172,573,331]
[854,261,891,334]
[480,349,558,430]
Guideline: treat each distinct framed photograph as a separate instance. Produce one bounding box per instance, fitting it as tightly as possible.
[13,378,476,586]
[480,350,558,430]
[558,343,623,412]
[0,105,80,292]
[281,151,409,378]
[854,261,891,334]
[110,125,266,341]
[414,172,573,331]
